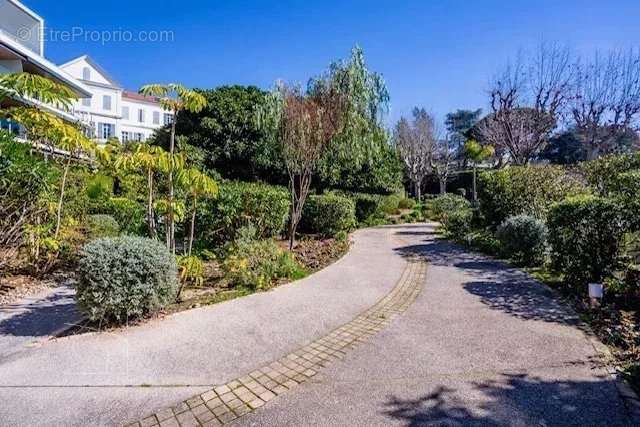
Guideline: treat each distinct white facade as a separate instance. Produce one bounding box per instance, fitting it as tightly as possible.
[60,55,172,143]
[0,0,91,136]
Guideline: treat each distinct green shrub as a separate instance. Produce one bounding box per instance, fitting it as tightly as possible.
[428,194,473,239]
[548,196,627,286]
[76,236,178,324]
[222,238,305,290]
[301,194,356,236]
[478,166,588,227]
[200,181,290,244]
[379,194,403,215]
[177,255,205,288]
[105,197,146,235]
[496,215,548,266]
[398,198,416,210]
[350,193,382,223]
[86,214,120,239]
[580,152,640,196]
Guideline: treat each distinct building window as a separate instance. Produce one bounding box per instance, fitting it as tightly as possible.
[134,132,144,142]
[122,106,129,120]
[103,95,112,111]
[121,131,130,142]
[82,98,91,107]
[138,109,145,123]
[153,111,160,125]
[99,123,114,139]
[83,67,91,81]
[163,113,173,125]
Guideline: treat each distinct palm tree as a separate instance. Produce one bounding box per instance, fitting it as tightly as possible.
[139,84,207,253]
[0,73,77,110]
[464,140,495,202]
[180,168,218,255]
[115,143,168,239]
[5,107,94,237]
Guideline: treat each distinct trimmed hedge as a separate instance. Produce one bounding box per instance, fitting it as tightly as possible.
[301,194,356,236]
[496,215,548,266]
[548,196,627,286]
[76,236,178,324]
[200,181,290,244]
[478,166,587,227]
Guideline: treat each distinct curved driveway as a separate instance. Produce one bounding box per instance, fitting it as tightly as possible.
[0,223,635,426]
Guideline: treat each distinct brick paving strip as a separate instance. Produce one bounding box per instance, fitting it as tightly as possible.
[126,255,426,427]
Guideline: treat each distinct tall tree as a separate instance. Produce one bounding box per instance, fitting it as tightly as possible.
[261,46,390,249]
[570,49,640,159]
[139,84,207,253]
[394,108,435,200]
[445,109,482,166]
[482,43,572,164]
[180,168,218,256]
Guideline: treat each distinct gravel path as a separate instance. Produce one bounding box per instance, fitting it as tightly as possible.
[0,223,634,426]
[240,224,635,427]
[0,226,405,427]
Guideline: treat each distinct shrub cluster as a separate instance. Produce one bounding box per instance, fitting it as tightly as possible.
[496,215,548,266]
[76,236,179,324]
[478,166,587,226]
[547,196,627,287]
[200,181,290,244]
[222,227,305,290]
[301,193,356,236]
[428,194,473,239]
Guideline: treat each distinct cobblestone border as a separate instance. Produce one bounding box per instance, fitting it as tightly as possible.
[126,255,426,427]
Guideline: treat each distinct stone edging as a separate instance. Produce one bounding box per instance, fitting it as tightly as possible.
[126,255,426,427]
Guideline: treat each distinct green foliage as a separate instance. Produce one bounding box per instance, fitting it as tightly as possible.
[301,194,356,236]
[478,166,588,227]
[580,152,640,196]
[349,193,383,223]
[548,196,627,286]
[167,85,282,181]
[496,215,548,266]
[86,174,113,200]
[222,235,305,290]
[379,194,403,215]
[398,198,416,210]
[199,181,290,244]
[541,130,587,165]
[177,255,205,287]
[464,140,494,162]
[76,236,178,324]
[428,194,473,239]
[104,197,146,235]
[86,214,119,239]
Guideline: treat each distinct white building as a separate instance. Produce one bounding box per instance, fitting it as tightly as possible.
[0,0,91,134]
[60,55,173,143]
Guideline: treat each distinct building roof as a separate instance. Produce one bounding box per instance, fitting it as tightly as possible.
[123,90,161,105]
[59,55,123,89]
[0,31,92,98]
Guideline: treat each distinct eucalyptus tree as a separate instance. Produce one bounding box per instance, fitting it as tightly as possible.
[139,84,207,253]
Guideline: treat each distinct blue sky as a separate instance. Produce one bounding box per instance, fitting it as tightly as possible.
[29,0,640,125]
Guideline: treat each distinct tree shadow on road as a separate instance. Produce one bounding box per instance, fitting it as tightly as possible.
[394,237,580,326]
[383,372,631,427]
[0,291,79,337]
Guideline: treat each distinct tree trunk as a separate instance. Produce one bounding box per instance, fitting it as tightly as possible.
[415,181,422,202]
[439,178,447,195]
[147,168,157,239]
[54,155,72,238]
[167,114,177,253]
[472,166,478,202]
[188,195,197,256]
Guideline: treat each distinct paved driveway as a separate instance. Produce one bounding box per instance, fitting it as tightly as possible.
[0,224,634,426]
